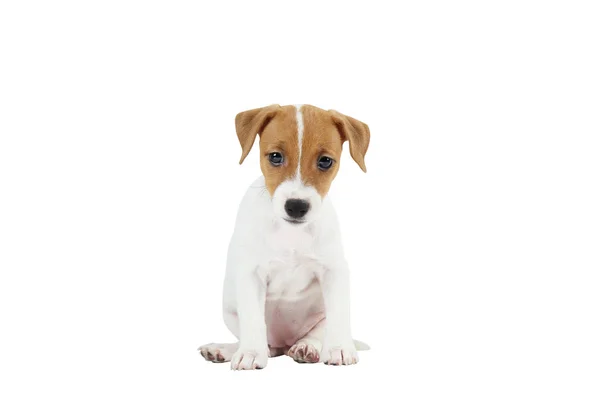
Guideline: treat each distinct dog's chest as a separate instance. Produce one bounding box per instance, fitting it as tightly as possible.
[258,223,321,298]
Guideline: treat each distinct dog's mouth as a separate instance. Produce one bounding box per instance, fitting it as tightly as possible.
[283,218,306,225]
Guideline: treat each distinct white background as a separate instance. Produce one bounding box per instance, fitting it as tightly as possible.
[1,1,599,399]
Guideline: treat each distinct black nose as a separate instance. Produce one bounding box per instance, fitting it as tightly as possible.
[284,199,310,219]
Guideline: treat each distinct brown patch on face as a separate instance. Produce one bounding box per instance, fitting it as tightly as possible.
[298,105,344,197]
[235,104,370,198]
[257,106,299,195]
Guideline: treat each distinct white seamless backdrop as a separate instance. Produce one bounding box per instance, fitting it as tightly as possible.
[0,1,599,399]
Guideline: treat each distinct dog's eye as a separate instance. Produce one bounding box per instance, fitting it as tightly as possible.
[268,152,284,166]
[317,156,334,171]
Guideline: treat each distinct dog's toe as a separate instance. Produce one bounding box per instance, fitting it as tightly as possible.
[230,349,268,370]
[322,345,358,366]
[198,343,236,363]
[288,342,320,363]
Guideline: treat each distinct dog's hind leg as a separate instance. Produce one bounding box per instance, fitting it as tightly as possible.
[287,318,325,363]
[198,342,237,363]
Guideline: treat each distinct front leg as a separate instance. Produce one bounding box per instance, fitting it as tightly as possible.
[318,265,358,366]
[230,269,269,370]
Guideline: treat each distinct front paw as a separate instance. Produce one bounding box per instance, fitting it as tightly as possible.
[230,348,268,370]
[321,343,358,366]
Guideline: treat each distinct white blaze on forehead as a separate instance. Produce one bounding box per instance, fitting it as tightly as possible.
[295,104,304,179]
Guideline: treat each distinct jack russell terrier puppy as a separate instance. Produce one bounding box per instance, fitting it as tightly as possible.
[199,104,370,370]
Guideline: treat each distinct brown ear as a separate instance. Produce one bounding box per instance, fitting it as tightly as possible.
[330,110,370,172]
[234,104,280,164]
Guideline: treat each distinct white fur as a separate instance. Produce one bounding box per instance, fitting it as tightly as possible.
[294,104,304,179]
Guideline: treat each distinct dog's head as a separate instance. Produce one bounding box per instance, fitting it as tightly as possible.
[235,104,370,225]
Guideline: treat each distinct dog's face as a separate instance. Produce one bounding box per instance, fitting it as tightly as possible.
[235,104,370,225]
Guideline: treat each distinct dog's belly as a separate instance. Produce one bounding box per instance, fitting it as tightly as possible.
[263,262,325,348]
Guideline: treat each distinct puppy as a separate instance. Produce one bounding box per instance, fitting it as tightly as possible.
[199,104,370,370]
